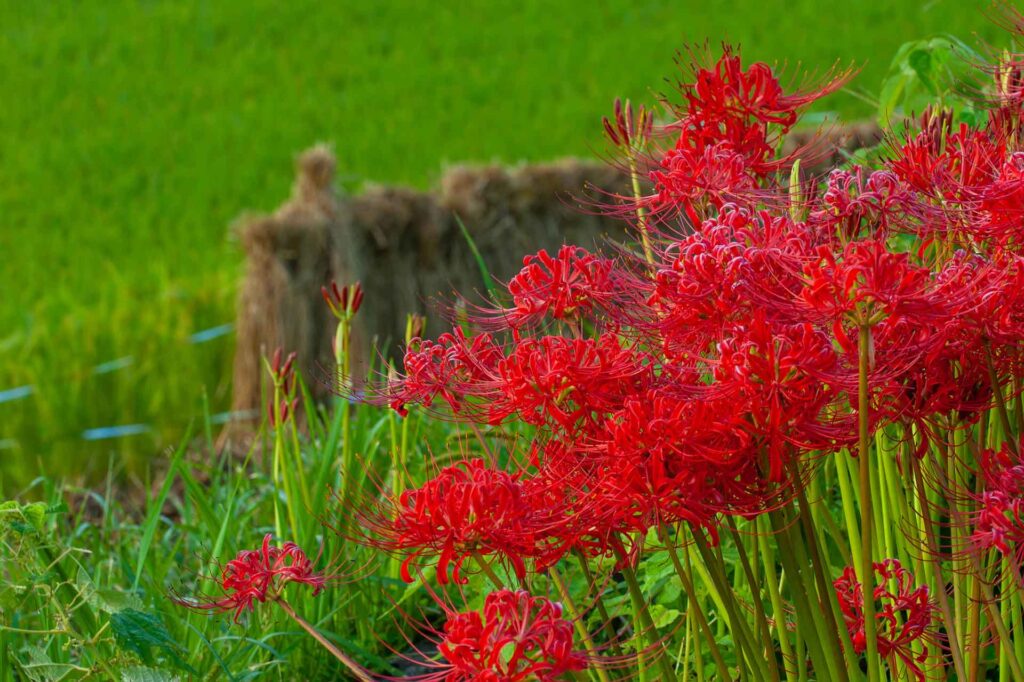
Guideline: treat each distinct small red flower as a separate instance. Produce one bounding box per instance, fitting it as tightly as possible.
[174,535,326,622]
[369,459,552,585]
[833,559,935,681]
[388,329,503,416]
[501,246,617,329]
[437,589,587,681]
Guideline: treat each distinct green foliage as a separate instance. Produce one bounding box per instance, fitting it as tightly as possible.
[0,388,459,679]
[877,35,984,125]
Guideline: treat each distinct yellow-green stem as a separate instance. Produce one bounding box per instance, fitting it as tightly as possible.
[726,518,782,682]
[626,153,654,267]
[472,550,505,590]
[549,566,612,682]
[911,455,966,680]
[658,525,731,681]
[757,516,799,682]
[857,323,881,682]
[617,552,677,682]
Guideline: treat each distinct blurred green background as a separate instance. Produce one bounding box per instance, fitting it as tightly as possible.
[0,0,1004,491]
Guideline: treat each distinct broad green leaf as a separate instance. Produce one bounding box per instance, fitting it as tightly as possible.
[111,610,184,668]
[16,645,79,682]
[649,603,682,629]
[119,666,180,682]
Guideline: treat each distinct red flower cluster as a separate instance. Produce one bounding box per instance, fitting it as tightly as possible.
[834,559,934,681]
[436,589,586,682]
[486,245,618,330]
[364,460,556,585]
[176,535,325,622]
[648,47,850,222]
[378,42,1024,616]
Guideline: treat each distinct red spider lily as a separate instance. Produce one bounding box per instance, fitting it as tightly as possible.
[931,250,1024,352]
[490,334,652,431]
[436,589,587,681]
[976,152,1024,241]
[810,167,911,240]
[268,348,297,390]
[887,123,1017,244]
[971,491,1024,562]
[576,387,773,537]
[890,124,1004,201]
[644,205,819,356]
[388,329,503,416]
[799,239,941,329]
[365,459,554,585]
[833,559,935,681]
[673,47,849,166]
[872,339,992,456]
[681,47,846,131]
[713,316,846,480]
[648,137,759,222]
[322,280,364,320]
[174,534,326,622]
[645,48,849,223]
[476,245,618,331]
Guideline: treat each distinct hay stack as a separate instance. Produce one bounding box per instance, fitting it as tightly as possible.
[231,146,341,421]
[230,124,882,424]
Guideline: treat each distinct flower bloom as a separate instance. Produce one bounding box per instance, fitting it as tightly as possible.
[966,441,1024,564]
[833,559,934,681]
[175,534,325,621]
[502,245,617,329]
[373,459,551,585]
[438,589,587,681]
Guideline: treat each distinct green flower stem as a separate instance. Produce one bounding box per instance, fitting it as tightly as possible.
[967,565,983,682]
[725,518,782,682]
[272,417,300,543]
[626,151,654,267]
[787,477,856,682]
[571,550,623,657]
[688,530,758,680]
[835,451,863,572]
[856,323,882,682]
[768,509,838,682]
[658,525,731,681]
[548,565,612,682]
[911,455,966,679]
[288,418,312,514]
[615,548,677,682]
[756,516,799,682]
[472,551,505,590]
[1000,557,1012,682]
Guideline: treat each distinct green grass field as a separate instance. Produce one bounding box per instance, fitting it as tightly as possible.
[0,0,1004,490]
